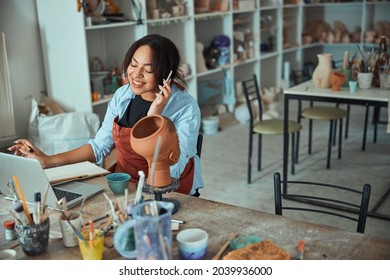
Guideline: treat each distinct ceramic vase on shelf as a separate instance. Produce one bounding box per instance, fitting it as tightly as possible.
[312,53,333,88]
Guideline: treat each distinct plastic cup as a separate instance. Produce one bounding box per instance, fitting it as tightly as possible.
[78,229,104,260]
[348,80,357,93]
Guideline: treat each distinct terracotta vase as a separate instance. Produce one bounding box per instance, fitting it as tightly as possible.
[312,53,333,88]
[330,71,346,91]
[130,115,180,187]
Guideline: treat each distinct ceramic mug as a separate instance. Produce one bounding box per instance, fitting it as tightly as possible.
[176,228,208,260]
[59,211,82,247]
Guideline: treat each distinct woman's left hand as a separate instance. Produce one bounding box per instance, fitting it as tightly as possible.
[148,78,172,116]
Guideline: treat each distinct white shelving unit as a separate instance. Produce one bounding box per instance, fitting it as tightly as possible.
[36,0,390,122]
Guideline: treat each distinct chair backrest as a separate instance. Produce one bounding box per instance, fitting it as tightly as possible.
[273,172,371,233]
[196,133,203,158]
[241,74,264,124]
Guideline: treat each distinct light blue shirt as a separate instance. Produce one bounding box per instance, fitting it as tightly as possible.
[88,83,204,195]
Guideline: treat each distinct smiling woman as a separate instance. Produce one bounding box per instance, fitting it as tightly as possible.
[0,32,16,147]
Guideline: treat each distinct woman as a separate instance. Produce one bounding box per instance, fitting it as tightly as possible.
[8,34,203,196]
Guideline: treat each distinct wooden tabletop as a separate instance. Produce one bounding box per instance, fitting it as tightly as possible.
[1,176,390,260]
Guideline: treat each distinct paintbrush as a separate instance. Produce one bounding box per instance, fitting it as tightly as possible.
[297,239,305,260]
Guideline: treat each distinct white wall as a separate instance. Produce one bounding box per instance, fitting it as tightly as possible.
[0,1,46,147]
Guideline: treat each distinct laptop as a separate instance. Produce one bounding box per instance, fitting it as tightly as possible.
[0,152,105,209]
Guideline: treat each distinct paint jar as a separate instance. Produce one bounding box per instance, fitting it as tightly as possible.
[3,220,17,241]
[78,229,104,260]
[15,216,50,256]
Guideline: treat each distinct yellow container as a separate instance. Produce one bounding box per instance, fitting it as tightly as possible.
[78,229,104,260]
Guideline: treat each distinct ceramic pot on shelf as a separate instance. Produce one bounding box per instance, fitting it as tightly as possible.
[312,53,333,89]
[330,71,346,91]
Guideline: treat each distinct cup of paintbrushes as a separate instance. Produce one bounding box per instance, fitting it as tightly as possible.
[15,215,50,256]
[113,200,174,260]
[77,228,104,260]
[59,211,82,247]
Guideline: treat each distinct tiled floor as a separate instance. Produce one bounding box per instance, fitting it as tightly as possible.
[199,102,390,240]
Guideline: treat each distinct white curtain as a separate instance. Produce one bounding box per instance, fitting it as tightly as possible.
[0,32,16,142]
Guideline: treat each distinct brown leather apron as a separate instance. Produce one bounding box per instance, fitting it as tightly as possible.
[111,117,195,194]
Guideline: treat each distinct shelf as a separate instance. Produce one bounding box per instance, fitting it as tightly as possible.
[92,95,113,107]
[36,0,390,122]
[85,21,139,30]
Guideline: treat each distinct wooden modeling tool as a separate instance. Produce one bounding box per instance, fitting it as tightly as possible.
[211,233,239,260]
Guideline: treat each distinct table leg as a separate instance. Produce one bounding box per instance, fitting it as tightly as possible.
[283,95,290,194]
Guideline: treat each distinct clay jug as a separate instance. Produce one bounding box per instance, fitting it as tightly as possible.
[312,53,333,88]
[130,115,180,187]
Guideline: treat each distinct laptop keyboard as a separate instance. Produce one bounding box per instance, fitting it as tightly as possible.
[53,188,82,202]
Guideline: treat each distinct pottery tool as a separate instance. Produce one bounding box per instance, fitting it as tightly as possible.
[356,44,368,72]
[33,192,41,224]
[13,175,34,225]
[12,202,30,226]
[103,192,118,224]
[211,233,239,260]
[8,209,22,225]
[171,219,185,224]
[297,239,305,260]
[124,187,128,210]
[41,183,50,217]
[6,180,18,202]
[89,220,94,248]
[134,170,145,205]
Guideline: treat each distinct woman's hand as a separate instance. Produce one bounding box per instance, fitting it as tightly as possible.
[148,78,172,116]
[7,139,52,168]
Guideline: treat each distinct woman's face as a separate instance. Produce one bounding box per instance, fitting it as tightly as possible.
[126,45,157,100]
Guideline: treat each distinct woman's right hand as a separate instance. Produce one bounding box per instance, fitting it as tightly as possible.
[7,139,52,168]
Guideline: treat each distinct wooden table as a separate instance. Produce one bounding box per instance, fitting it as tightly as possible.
[282,81,390,220]
[1,176,390,260]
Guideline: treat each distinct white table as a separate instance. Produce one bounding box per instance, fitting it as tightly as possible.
[282,80,389,220]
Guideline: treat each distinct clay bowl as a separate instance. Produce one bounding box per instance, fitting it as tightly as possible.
[105,172,131,195]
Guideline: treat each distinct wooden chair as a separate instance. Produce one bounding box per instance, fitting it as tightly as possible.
[242,74,302,184]
[273,172,371,233]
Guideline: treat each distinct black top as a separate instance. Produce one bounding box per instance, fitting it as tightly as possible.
[117,95,152,128]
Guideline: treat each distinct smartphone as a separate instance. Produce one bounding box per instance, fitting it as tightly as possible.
[159,70,173,94]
